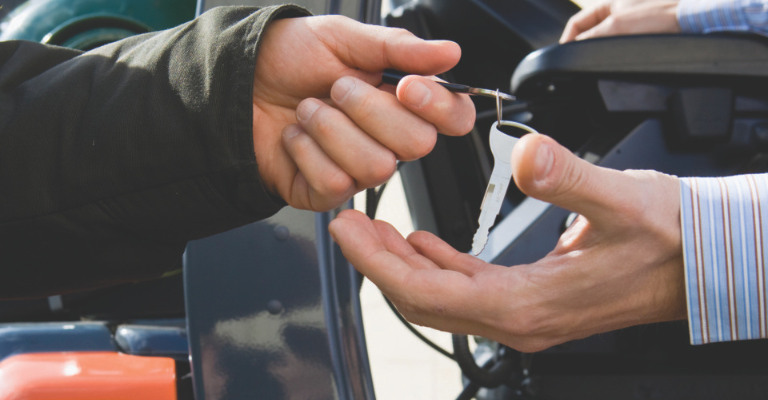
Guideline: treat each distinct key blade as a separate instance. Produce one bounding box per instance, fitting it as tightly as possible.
[471,169,510,255]
[471,182,499,255]
[471,231,488,256]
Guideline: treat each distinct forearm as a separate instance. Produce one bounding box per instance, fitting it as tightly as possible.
[680,174,768,344]
[0,5,307,298]
[678,0,768,36]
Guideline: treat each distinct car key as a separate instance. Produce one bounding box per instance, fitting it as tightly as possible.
[471,120,538,256]
[471,121,518,255]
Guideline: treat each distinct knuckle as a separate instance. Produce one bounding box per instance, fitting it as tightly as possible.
[399,126,436,161]
[320,14,352,32]
[436,98,475,137]
[387,27,413,42]
[507,313,541,337]
[320,170,355,197]
[416,129,438,156]
[381,27,411,63]
[362,153,397,186]
[310,108,337,140]
[551,159,587,198]
[310,198,335,213]
[354,93,378,121]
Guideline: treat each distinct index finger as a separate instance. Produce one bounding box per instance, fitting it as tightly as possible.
[329,210,414,288]
[395,75,476,137]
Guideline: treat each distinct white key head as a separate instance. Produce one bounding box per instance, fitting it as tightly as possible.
[489,121,518,164]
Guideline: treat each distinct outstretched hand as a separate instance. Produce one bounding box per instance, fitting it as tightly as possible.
[252,15,475,211]
[560,0,680,43]
[329,133,686,352]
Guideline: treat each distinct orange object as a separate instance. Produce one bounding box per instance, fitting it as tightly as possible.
[0,352,176,400]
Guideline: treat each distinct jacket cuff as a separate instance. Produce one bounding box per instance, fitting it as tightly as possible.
[223,4,312,220]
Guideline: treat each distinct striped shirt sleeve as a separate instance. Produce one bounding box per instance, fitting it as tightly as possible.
[678,0,768,36]
[680,174,768,345]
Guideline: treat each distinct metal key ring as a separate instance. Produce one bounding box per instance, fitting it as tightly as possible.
[497,120,538,134]
[495,88,537,134]
[496,88,502,125]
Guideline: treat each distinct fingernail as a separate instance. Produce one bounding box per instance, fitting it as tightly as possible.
[331,77,356,103]
[297,99,321,123]
[282,124,302,140]
[404,80,432,107]
[534,142,554,182]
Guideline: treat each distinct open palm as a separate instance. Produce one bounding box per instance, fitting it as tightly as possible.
[330,133,686,352]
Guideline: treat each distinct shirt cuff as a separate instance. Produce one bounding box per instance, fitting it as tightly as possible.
[680,174,768,345]
[677,0,765,34]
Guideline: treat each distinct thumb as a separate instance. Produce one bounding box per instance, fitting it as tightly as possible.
[318,16,461,75]
[510,133,636,225]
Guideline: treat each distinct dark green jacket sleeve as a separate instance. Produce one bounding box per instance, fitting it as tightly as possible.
[0,5,310,298]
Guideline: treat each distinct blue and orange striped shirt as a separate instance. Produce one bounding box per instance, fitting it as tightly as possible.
[680,175,768,344]
[678,0,768,36]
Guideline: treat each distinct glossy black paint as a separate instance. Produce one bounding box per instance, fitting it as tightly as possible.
[184,207,374,400]
[115,324,189,361]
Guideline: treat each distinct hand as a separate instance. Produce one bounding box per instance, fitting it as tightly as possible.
[251,15,475,211]
[560,0,680,43]
[329,133,686,352]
